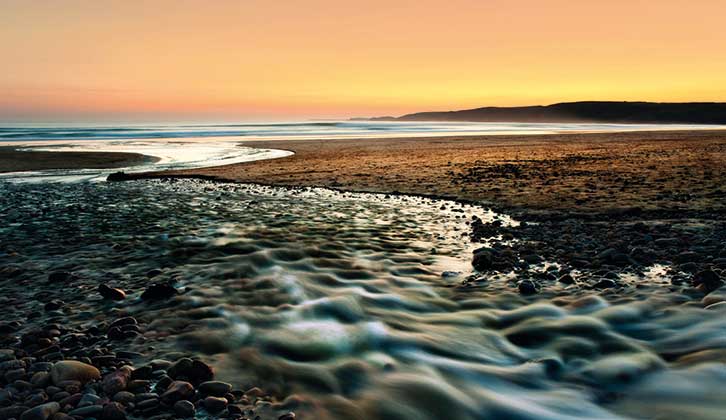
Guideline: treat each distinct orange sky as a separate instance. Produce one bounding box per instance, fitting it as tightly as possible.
[1,0,725,121]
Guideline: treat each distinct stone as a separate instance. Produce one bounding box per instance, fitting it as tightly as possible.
[1,406,28,420]
[140,283,178,301]
[160,381,194,405]
[30,372,52,388]
[202,396,227,414]
[198,381,232,397]
[20,402,60,420]
[78,393,102,407]
[102,366,132,395]
[50,361,100,386]
[172,400,195,418]
[167,358,213,386]
[692,269,723,293]
[68,405,103,418]
[112,391,134,405]
[472,249,494,271]
[279,413,296,420]
[518,279,539,295]
[558,274,575,284]
[5,368,26,382]
[98,285,126,301]
[100,402,126,420]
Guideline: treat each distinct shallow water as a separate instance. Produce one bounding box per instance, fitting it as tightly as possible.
[2,121,725,142]
[1,180,724,420]
[0,138,292,183]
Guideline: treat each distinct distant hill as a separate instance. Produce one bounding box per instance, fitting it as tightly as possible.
[359,102,726,124]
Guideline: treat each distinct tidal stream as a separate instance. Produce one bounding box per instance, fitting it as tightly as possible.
[1,180,724,420]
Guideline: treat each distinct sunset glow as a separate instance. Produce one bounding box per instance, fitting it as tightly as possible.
[2,0,726,120]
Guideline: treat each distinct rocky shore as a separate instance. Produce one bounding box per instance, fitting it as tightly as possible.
[0,295,294,420]
[466,208,725,301]
[3,129,726,419]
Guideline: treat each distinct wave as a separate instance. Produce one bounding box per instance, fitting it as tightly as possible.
[1,121,723,142]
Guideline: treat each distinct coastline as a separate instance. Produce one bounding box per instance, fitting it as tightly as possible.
[2,129,725,419]
[120,129,726,217]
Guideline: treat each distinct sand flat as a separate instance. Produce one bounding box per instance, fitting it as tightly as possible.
[140,129,726,215]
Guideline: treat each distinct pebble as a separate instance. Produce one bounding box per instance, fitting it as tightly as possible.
[518,279,539,295]
[50,361,100,386]
[68,405,104,417]
[172,400,196,418]
[160,381,194,404]
[198,381,232,397]
[112,391,135,404]
[98,284,127,301]
[102,366,132,395]
[202,396,228,414]
[140,283,178,301]
[101,402,126,420]
[167,358,213,386]
[19,402,60,420]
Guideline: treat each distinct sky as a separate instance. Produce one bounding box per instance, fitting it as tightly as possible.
[1,0,726,121]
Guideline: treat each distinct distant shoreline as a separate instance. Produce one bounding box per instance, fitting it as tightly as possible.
[357,101,726,125]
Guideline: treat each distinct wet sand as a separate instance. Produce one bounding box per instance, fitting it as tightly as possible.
[137,129,726,217]
[0,147,157,173]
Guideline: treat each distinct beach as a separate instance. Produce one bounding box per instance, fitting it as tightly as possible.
[133,129,726,215]
[0,147,157,173]
[1,129,725,420]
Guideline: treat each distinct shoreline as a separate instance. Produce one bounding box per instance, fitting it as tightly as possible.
[125,129,726,218]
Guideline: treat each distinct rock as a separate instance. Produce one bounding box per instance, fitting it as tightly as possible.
[20,403,60,420]
[100,402,126,420]
[167,358,213,386]
[692,269,723,293]
[68,405,103,418]
[279,413,296,420]
[50,361,100,386]
[160,381,194,405]
[1,406,28,420]
[558,274,575,284]
[518,279,539,295]
[472,249,493,271]
[106,172,132,182]
[172,400,195,418]
[5,368,26,382]
[0,349,15,362]
[102,366,132,395]
[198,381,232,397]
[112,391,134,405]
[140,283,178,301]
[98,285,126,301]
[202,396,227,414]
[78,393,102,407]
[30,371,51,388]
